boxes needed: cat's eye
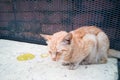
[62,49,67,52]
[56,52,60,54]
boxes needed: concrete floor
[0,39,118,80]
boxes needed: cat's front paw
[62,62,70,66]
[68,63,79,70]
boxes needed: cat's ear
[62,33,72,45]
[40,34,52,41]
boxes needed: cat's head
[40,31,73,61]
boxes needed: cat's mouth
[51,56,61,61]
[50,54,57,61]
[52,57,61,61]
[51,55,65,62]
[52,58,56,61]
[50,52,65,62]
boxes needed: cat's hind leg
[97,32,109,64]
[81,34,98,64]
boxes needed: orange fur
[40,26,120,70]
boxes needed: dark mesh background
[0,0,120,50]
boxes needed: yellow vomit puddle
[17,53,49,61]
[17,53,35,61]
[40,53,49,58]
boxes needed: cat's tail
[108,49,120,59]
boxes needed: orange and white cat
[40,26,120,70]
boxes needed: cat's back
[72,26,103,38]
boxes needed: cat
[40,26,120,70]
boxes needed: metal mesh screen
[0,0,120,50]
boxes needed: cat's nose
[52,58,56,61]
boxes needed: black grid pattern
[0,0,120,49]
